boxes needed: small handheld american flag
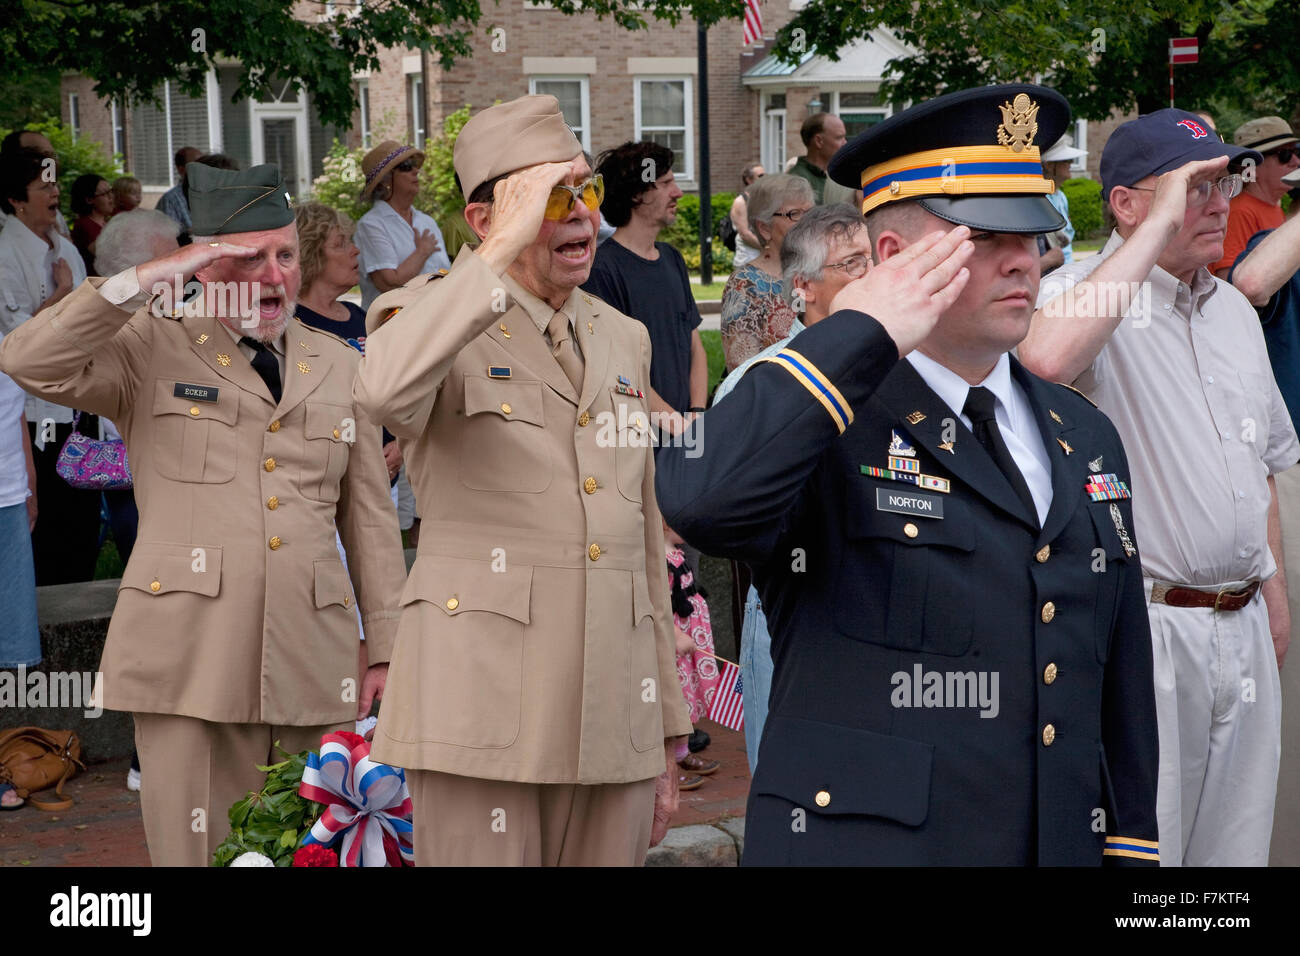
[708,658,745,731]
[743,0,763,46]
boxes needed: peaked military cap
[827,84,1071,233]
[188,162,294,236]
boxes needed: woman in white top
[353,141,452,310]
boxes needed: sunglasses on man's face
[1267,147,1299,164]
[543,175,605,221]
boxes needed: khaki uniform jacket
[0,279,405,725]
[356,247,692,785]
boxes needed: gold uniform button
[578,411,591,427]
[584,476,597,494]
[343,596,351,608]
[268,420,281,433]
[1041,601,1056,623]
[814,790,831,808]
[267,496,279,510]
[589,543,601,561]
[445,597,459,611]
[1042,724,1056,746]
[332,427,341,439]
[264,457,276,472]
[188,406,200,417]
[1036,545,1051,563]
[149,580,161,593]
[268,536,282,551]
[903,522,919,538]
[1044,662,1058,685]
[501,402,512,415]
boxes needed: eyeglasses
[823,253,871,279]
[543,175,604,221]
[1127,173,1243,207]
[1267,147,1299,164]
[772,207,808,223]
[93,188,113,198]
[394,160,421,173]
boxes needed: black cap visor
[916,194,1066,235]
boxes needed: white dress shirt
[354,200,452,310]
[907,350,1054,525]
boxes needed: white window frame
[761,92,787,174]
[528,76,590,152]
[823,90,891,134]
[68,93,81,142]
[110,99,126,158]
[408,74,425,148]
[1071,119,1088,174]
[358,79,372,148]
[633,75,694,183]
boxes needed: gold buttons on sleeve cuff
[1036,545,1051,563]
[1044,662,1058,685]
[264,457,276,472]
[903,522,919,538]
[588,543,601,561]
[445,597,459,610]
[1042,724,1056,746]
[814,790,831,807]
[578,411,591,427]
[1041,601,1056,623]
[267,496,279,510]
[188,406,200,417]
[268,536,282,551]
[149,580,161,592]
[268,419,281,432]
[583,476,597,494]
[501,402,512,415]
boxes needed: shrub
[0,116,123,223]
[417,105,472,227]
[678,237,734,274]
[1061,177,1102,240]
[662,192,736,273]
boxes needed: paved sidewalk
[0,719,750,867]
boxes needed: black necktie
[241,337,282,404]
[963,386,1037,520]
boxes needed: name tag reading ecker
[173,383,220,403]
[876,487,944,519]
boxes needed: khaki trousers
[134,713,345,867]
[407,769,656,866]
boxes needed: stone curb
[644,817,744,867]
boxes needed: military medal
[488,366,512,379]
[1109,503,1137,556]
[862,430,950,493]
[1086,473,1131,502]
[615,374,644,398]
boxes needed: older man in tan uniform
[0,164,405,866]
[356,95,691,866]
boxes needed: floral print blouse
[720,262,798,372]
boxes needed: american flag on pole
[708,658,745,731]
[743,0,763,46]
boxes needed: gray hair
[94,209,182,275]
[746,173,814,247]
[780,205,868,306]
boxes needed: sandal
[678,752,721,775]
[678,774,705,792]
[0,783,24,811]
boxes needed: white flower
[230,851,275,867]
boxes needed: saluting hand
[1145,155,1231,239]
[830,225,974,357]
[475,160,577,276]
[134,239,257,295]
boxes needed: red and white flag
[708,658,745,731]
[1169,37,1199,64]
[743,0,763,46]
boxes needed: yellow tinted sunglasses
[544,175,604,220]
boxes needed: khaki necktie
[546,309,584,392]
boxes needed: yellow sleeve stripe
[757,348,853,434]
[1104,847,1161,862]
[1105,835,1159,849]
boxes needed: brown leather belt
[1149,580,1261,612]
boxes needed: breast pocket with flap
[458,375,551,493]
[151,378,239,483]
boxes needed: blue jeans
[739,584,773,774]
[0,502,40,667]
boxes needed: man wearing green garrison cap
[0,163,407,866]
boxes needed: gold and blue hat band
[859,145,1055,215]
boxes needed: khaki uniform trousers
[134,713,345,867]
[407,769,656,866]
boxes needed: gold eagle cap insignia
[997,93,1040,152]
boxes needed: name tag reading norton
[174,383,220,403]
[875,487,944,519]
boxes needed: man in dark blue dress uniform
[655,85,1160,865]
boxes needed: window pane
[639,80,685,128]
[767,93,786,110]
[645,130,686,173]
[841,112,886,140]
[839,91,880,109]
[533,79,582,130]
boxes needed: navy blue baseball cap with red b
[1099,109,1263,202]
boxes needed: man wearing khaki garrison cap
[0,163,406,866]
[355,94,692,866]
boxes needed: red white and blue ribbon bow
[298,731,414,866]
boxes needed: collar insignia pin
[297,361,310,374]
[1088,455,1103,472]
[1057,437,1073,455]
[1049,409,1063,424]
[938,440,955,454]
[195,333,208,345]
[906,410,926,425]
[216,353,231,367]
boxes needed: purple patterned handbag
[55,412,133,490]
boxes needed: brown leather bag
[0,727,85,811]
